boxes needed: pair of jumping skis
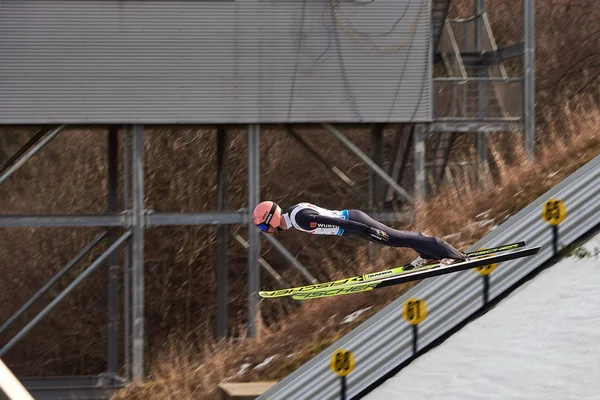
[258,241,540,300]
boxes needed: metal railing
[258,152,600,400]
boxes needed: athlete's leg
[345,209,464,260]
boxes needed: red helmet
[252,201,282,232]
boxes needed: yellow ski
[259,241,526,299]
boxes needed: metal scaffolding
[418,0,536,198]
[0,122,418,393]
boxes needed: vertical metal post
[477,131,488,175]
[131,125,145,382]
[123,126,132,381]
[476,0,488,175]
[216,127,229,339]
[414,124,427,201]
[523,0,536,159]
[107,126,119,377]
[385,125,413,203]
[369,125,384,210]
[475,0,486,50]
[247,124,260,338]
[369,124,383,265]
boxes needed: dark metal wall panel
[0,0,432,124]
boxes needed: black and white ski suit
[282,202,464,260]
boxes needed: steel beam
[0,125,65,186]
[0,127,51,175]
[433,132,455,186]
[385,125,413,203]
[435,44,525,66]
[477,132,489,172]
[414,124,427,200]
[122,126,132,382]
[247,124,260,338]
[495,43,524,61]
[322,123,413,205]
[523,0,535,159]
[262,234,317,284]
[285,126,368,204]
[216,127,229,339]
[430,121,522,132]
[369,124,384,209]
[434,77,523,82]
[476,1,488,179]
[0,214,127,227]
[131,125,145,382]
[233,233,289,290]
[0,232,107,337]
[0,231,132,358]
[107,126,119,376]
[146,212,245,226]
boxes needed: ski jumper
[282,202,464,260]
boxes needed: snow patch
[475,210,492,219]
[341,307,373,324]
[235,363,252,377]
[475,219,495,228]
[364,231,600,400]
[254,355,278,371]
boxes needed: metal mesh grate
[434,79,523,120]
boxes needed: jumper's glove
[365,227,390,242]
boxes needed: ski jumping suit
[282,202,464,260]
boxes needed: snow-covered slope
[365,232,600,400]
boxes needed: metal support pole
[369,125,384,210]
[0,232,107,336]
[216,127,229,339]
[414,124,427,200]
[285,126,368,204]
[247,124,260,337]
[0,127,50,175]
[0,214,126,227]
[476,0,486,49]
[262,234,318,284]
[432,132,454,186]
[233,233,290,290]
[107,126,119,376]
[131,125,145,382]
[0,231,132,358]
[476,0,488,177]
[385,125,413,203]
[523,0,536,159]
[0,125,65,186]
[477,132,488,177]
[322,123,413,204]
[146,212,245,226]
[123,126,132,382]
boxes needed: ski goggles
[254,202,278,232]
[256,222,270,232]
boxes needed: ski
[259,241,526,299]
[290,246,540,300]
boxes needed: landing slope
[365,233,600,400]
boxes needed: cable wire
[328,0,428,54]
[287,0,308,121]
